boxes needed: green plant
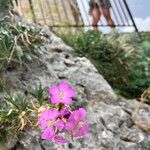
[0,0,13,10]
[57,30,149,98]
[125,35,150,97]
[29,84,49,105]
[0,92,31,144]
[0,85,50,145]
[0,20,44,72]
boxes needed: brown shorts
[89,0,111,10]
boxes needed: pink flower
[65,108,89,138]
[52,135,68,144]
[41,127,55,140]
[55,119,65,131]
[38,109,67,143]
[48,82,75,105]
[41,128,68,144]
[38,109,59,130]
[38,109,65,136]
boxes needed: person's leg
[100,8,115,28]
[91,7,101,29]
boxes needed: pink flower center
[58,91,65,99]
[78,121,84,128]
[47,120,54,127]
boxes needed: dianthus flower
[38,109,59,130]
[52,135,68,144]
[65,108,89,138]
[48,82,75,105]
[38,109,65,142]
[42,130,68,144]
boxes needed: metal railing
[13,0,138,32]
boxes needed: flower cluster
[38,82,89,144]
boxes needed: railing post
[123,0,139,32]
[28,0,36,23]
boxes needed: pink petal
[60,108,70,116]
[74,122,89,138]
[65,120,76,131]
[40,110,50,120]
[58,82,70,91]
[70,110,80,122]
[48,109,59,119]
[51,95,60,104]
[65,111,80,128]
[38,118,47,129]
[55,119,65,131]
[48,85,59,95]
[62,97,72,105]
[41,127,55,140]
[66,88,75,97]
[53,135,68,144]
[78,108,87,120]
[42,109,59,120]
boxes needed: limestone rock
[5,26,116,105]
[11,100,150,150]
[61,100,150,150]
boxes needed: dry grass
[132,88,150,131]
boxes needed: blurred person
[89,0,115,29]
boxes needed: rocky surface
[6,99,150,150]
[77,99,150,150]
[3,26,150,150]
[4,26,116,105]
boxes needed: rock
[13,128,57,150]
[61,100,150,150]
[5,26,116,105]
[119,99,150,125]
[14,100,150,150]
[5,136,18,150]
[16,129,42,150]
